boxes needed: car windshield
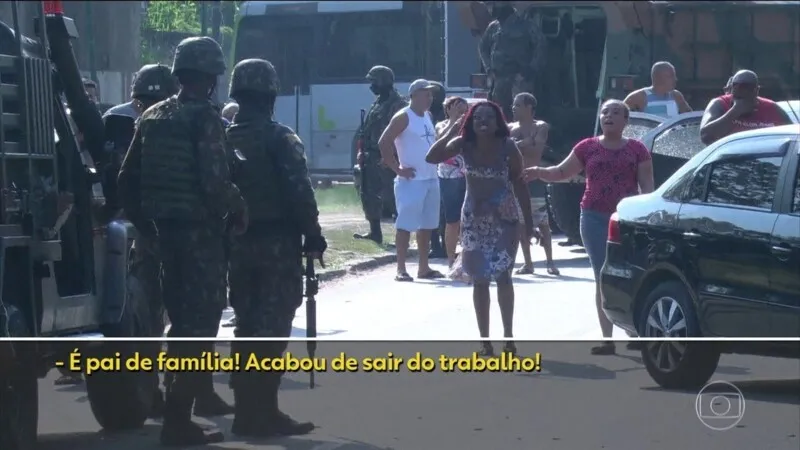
[652,122,704,159]
[623,117,661,140]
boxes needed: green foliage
[144,1,202,34]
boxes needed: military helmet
[132,64,178,99]
[366,65,395,86]
[171,36,226,76]
[229,58,279,98]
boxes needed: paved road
[218,237,627,339]
[39,342,800,450]
[37,238,800,449]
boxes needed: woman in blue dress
[427,101,535,355]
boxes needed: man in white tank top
[378,79,444,282]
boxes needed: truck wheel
[637,281,720,390]
[548,182,584,245]
[0,305,39,450]
[85,245,154,431]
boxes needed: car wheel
[85,244,155,430]
[637,280,720,390]
[0,305,39,450]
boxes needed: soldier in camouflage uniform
[118,36,248,446]
[225,58,324,437]
[353,65,407,244]
[479,1,546,120]
[107,63,178,416]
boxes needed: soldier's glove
[303,235,327,268]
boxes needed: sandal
[418,270,444,279]
[514,264,533,275]
[478,343,494,356]
[546,264,560,276]
[590,342,616,355]
[395,272,414,282]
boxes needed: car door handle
[683,230,701,247]
[771,245,792,260]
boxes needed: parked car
[601,123,800,389]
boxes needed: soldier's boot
[193,370,233,417]
[194,390,234,417]
[262,375,315,437]
[160,384,224,446]
[353,219,383,244]
[231,371,258,436]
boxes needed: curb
[318,249,419,282]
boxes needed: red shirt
[574,137,651,214]
[718,94,788,133]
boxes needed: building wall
[0,1,143,105]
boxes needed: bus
[232,1,477,172]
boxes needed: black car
[601,124,800,389]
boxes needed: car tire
[637,281,720,390]
[0,305,39,450]
[85,245,154,431]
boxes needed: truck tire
[85,245,154,431]
[0,305,39,450]
[548,182,584,245]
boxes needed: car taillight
[608,212,621,243]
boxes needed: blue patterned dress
[459,140,520,282]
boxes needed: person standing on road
[427,101,535,355]
[522,100,654,355]
[379,79,444,282]
[428,81,448,259]
[436,96,469,270]
[118,36,248,446]
[225,58,323,438]
[354,65,408,244]
[700,69,792,146]
[109,63,179,414]
[509,93,559,276]
[623,61,691,118]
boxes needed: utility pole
[211,1,224,103]
[200,1,208,36]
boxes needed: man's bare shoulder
[508,121,521,134]
[534,120,549,129]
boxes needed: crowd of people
[352,60,794,357]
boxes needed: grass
[321,222,397,272]
[315,184,362,214]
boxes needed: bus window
[317,11,424,82]
[234,16,314,96]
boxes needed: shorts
[394,177,440,232]
[517,196,549,226]
[439,177,466,224]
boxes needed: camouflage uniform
[118,36,246,446]
[225,58,323,437]
[479,2,546,120]
[354,66,407,242]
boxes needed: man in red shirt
[700,69,793,145]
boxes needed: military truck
[0,2,154,449]
[460,1,800,244]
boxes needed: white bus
[232,1,477,172]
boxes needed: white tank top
[394,107,438,180]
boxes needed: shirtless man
[509,93,559,275]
